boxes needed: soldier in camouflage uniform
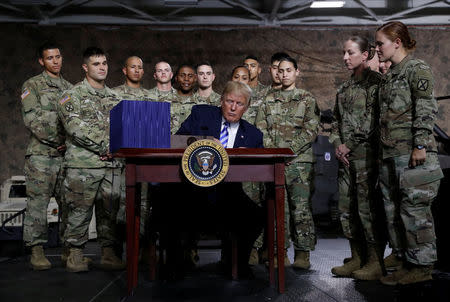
[248,52,290,265]
[231,65,250,85]
[57,47,125,272]
[329,36,385,280]
[171,64,197,133]
[192,62,220,106]
[375,21,443,285]
[113,56,155,101]
[148,61,178,103]
[243,55,267,124]
[21,42,72,270]
[256,57,320,270]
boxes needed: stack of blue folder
[110,100,171,153]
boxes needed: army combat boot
[100,246,126,270]
[66,247,88,273]
[383,252,403,271]
[331,240,361,277]
[248,248,259,266]
[61,245,92,266]
[293,250,311,270]
[380,264,408,286]
[352,244,383,280]
[398,264,433,285]
[30,245,51,270]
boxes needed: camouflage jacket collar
[81,78,114,98]
[274,87,300,102]
[119,83,145,92]
[41,71,67,88]
[156,86,176,97]
[389,54,412,76]
[351,67,371,84]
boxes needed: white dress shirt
[221,117,240,148]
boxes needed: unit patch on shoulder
[59,95,71,105]
[21,89,30,100]
[417,79,429,91]
[65,103,74,112]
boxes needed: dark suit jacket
[176,105,263,148]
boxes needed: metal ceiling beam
[269,0,281,21]
[49,0,93,17]
[111,0,159,21]
[219,0,266,20]
[383,0,442,21]
[165,0,206,18]
[278,1,312,20]
[354,0,381,23]
[0,2,24,13]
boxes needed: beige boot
[384,252,403,271]
[30,245,51,271]
[267,249,290,269]
[293,250,311,270]
[248,248,259,266]
[380,264,408,286]
[352,244,383,280]
[398,265,433,285]
[100,247,126,270]
[331,240,361,277]
[62,246,92,266]
[66,247,88,273]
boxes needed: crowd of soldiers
[20,20,442,286]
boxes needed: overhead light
[310,1,345,8]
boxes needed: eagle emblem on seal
[195,150,217,175]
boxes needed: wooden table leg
[267,184,275,288]
[275,163,285,293]
[126,164,140,295]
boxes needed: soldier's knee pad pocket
[399,167,443,189]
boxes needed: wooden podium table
[115,148,295,295]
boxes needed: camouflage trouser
[63,167,121,248]
[338,158,382,244]
[285,162,315,251]
[242,182,265,249]
[23,155,66,247]
[380,153,443,265]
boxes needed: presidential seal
[181,139,229,187]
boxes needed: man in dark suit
[169,81,264,278]
[176,81,263,148]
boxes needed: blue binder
[110,100,171,153]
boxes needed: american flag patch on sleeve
[21,89,30,100]
[59,95,71,105]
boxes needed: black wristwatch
[416,145,426,150]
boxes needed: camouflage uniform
[170,93,196,134]
[21,71,72,247]
[329,68,382,244]
[256,87,320,251]
[112,84,156,102]
[57,79,122,248]
[192,90,221,106]
[379,56,443,265]
[147,86,177,103]
[243,81,267,124]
